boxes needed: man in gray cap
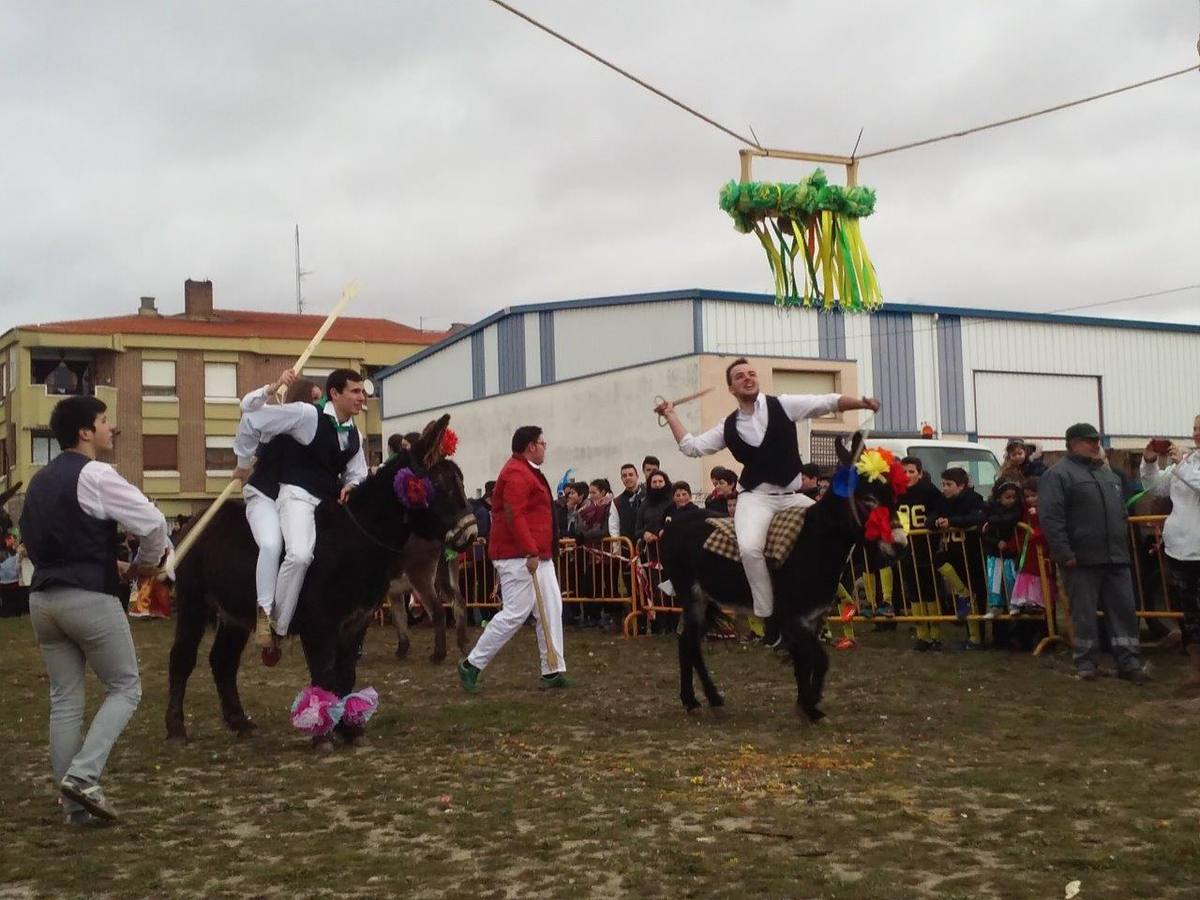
[1038,423,1147,682]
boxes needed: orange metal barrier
[623,538,684,637]
[558,536,639,627]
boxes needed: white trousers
[244,486,283,615]
[734,489,815,617]
[468,558,566,676]
[274,484,321,636]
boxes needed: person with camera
[1140,421,1200,693]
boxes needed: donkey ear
[420,414,451,469]
[834,435,851,467]
[849,431,865,464]
[0,481,22,507]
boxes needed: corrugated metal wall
[497,314,526,393]
[870,312,918,432]
[381,337,474,419]
[937,315,967,432]
[701,300,821,357]
[553,301,692,381]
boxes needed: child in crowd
[1010,477,1051,615]
[934,467,986,649]
[896,456,944,649]
[981,480,1022,618]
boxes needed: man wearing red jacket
[459,425,568,691]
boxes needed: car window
[907,447,1000,491]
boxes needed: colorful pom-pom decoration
[863,505,895,544]
[719,168,882,311]
[340,687,379,728]
[394,467,435,509]
[439,427,459,458]
[290,685,344,737]
[831,464,859,499]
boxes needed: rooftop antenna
[294,224,312,313]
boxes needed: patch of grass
[1,616,1198,899]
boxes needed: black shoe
[761,615,782,648]
[913,639,932,652]
[1074,668,1098,682]
[1118,667,1150,685]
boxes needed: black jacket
[982,500,1022,557]
[940,488,986,529]
[1037,454,1130,566]
[635,487,674,539]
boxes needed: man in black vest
[656,358,879,644]
[232,368,367,650]
[606,462,644,544]
[21,395,171,824]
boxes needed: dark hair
[404,432,421,449]
[483,480,496,496]
[325,368,362,397]
[387,433,405,454]
[711,466,738,487]
[940,467,969,487]
[50,395,107,450]
[287,378,321,404]
[725,357,750,385]
[563,482,584,498]
[642,455,660,469]
[590,478,612,494]
[647,469,671,490]
[901,455,924,472]
[673,481,692,495]
[1021,476,1040,493]
[620,463,637,474]
[800,463,820,479]
[992,480,1020,500]
[511,425,543,454]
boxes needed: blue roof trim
[374,288,1200,382]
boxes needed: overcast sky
[1,1,1197,332]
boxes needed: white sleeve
[1139,458,1171,497]
[608,501,620,537]
[779,393,842,421]
[233,402,317,468]
[78,462,171,566]
[341,431,369,488]
[240,384,272,413]
[677,421,727,458]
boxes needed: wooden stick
[276,280,359,401]
[529,567,561,671]
[163,281,359,576]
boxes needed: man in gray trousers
[20,395,170,824]
[1038,422,1148,682]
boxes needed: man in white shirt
[656,358,879,645]
[232,369,367,649]
[21,395,171,824]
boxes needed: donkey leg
[677,591,707,713]
[298,626,340,752]
[332,620,370,745]
[691,602,725,709]
[790,628,826,723]
[389,580,411,660]
[209,618,255,737]
[441,556,470,654]
[166,595,207,742]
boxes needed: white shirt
[677,392,841,493]
[240,384,274,413]
[1140,450,1200,561]
[76,458,171,568]
[233,400,367,488]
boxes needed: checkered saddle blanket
[702,507,808,568]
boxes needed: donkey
[659,433,905,722]
[388,539,467,663]
[165,415,477,747]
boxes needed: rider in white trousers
[657,358,879,643]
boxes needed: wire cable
[484,0,762,150]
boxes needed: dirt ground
[2,615,1199,900]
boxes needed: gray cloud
[1,0,1196,330]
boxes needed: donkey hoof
[395,642,410,660]
[166,732,189,746]
[349,734,371,749]
[429,651,447,665]
[684,705,704,717]
[312,738,336,755]
[797,706,826,724]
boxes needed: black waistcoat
[723,395,803,491]
[278,410,360,501]
[20,452,121,598]
[247,434,296,501]
[614,488,643,540]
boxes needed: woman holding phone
[1141,417,1200,692]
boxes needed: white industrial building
[377,289,1200,494]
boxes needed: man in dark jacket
[459,426,568,691]
[607,464,644,544]
[1038,422,1146,682]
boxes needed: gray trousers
[1062,565,1141,674]
[29,586,141,812]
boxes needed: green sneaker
[539,672,571,689]
[457,659,480,693]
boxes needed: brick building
[0,279,447,518]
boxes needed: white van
[866,438,1001,491]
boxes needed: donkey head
[397,415,477,551]
[0,481,23,537]
[830,433,907,562]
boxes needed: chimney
[184,279,214,319]
[138,296,159,317]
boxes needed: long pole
[295,225,303,314]
[166,281,359,575]
[529,569,561,670]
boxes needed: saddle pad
[703,507,808,568]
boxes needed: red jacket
[488,455,555,560]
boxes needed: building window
[32,431,62,466]
[204,363,238,402]
[204,436,236,474]
[1,436,9,476]
[31,354,94,396]
[143,434,178,471]
[142,360,177,400]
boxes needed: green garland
[718,168,883,312]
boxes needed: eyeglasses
[534,440,547,447]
